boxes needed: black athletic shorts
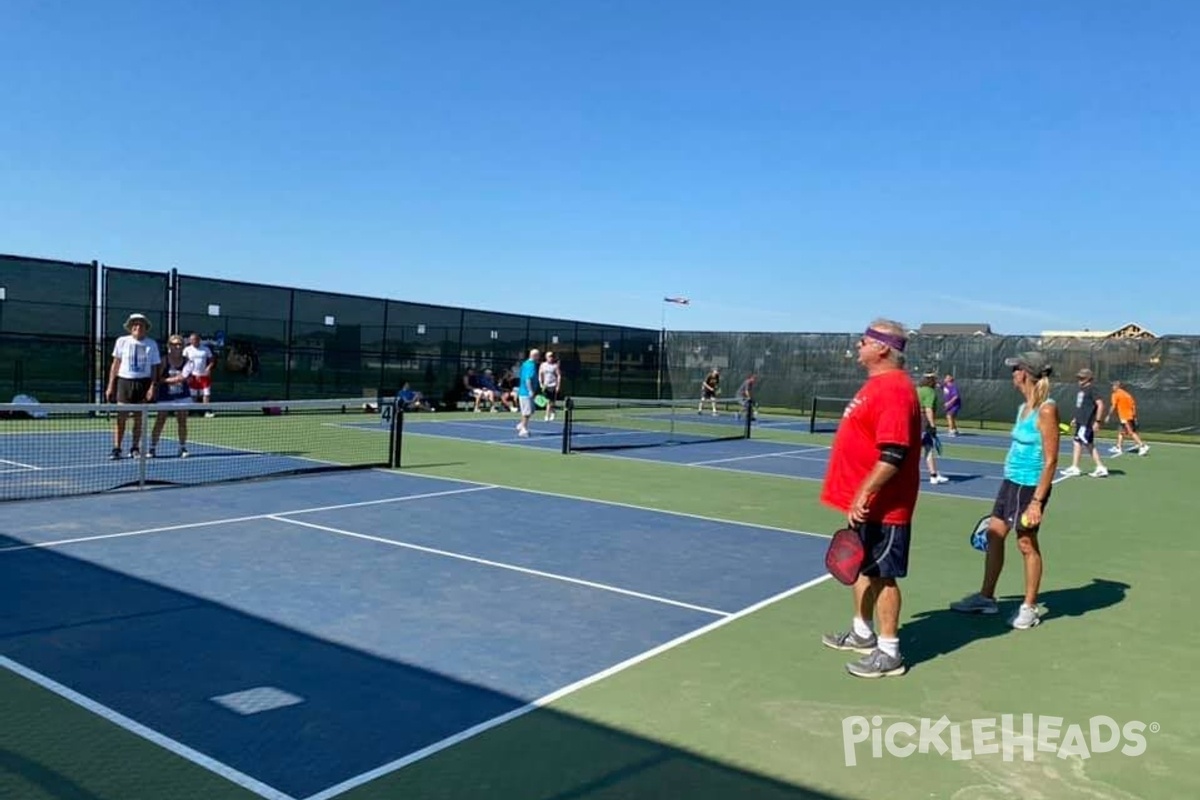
[858,522,911,579]
[991,479,1052,533]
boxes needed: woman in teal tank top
[950,352,1060,630]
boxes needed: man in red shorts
[820,318,922,678]
[184,332,215,416]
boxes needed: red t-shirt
[820,369,922,524]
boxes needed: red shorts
[188,375,213,394]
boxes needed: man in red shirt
[820,318,922,678]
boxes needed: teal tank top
[1005,400,1053,486]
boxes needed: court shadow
[0,747,104,800]
[903,578,1131,670]
[0,531,846,800]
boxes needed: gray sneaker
[950,592,1000,615]
[821,630,878,654]
[846,648,907,678]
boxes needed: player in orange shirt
[1105,381,1149,456]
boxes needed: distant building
[1040,322,1158,340]
[916,323,993,336]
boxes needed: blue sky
[2,1,1196,335]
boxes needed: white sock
[852,616,874,639]
[877,636,900,658]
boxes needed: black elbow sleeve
[879,444,908,467]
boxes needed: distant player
[538,351,562,421]
[917,373,950,484]
[736,373,757,421]
[184,332,215,417]
[516,349,541,438]
[1105,380,1149,456]
[1061,368,1108,478]
[698,368,720,415]
[941,374,961,436]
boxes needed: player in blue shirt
[516,349,541,437]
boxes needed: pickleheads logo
[842,715,1157,766]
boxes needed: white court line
[303,572,833,800]
[374,467,834,540]
[0,655,298,800]
[687,447,827,466]
[0,457,41,471]
[267,515,731,617]
[0,485,499,554]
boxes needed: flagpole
[658,300,666,400]
[658,296,689,400]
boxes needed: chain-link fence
[6,252,1195,431]
[102,268,663,405]
[663,331,1200,434]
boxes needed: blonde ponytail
[1032,375,1051,408]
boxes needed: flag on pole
[663,296,690,305]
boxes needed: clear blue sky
[2,1,1196,335]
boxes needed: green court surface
[3,413,1197,800]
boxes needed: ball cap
[123,313,152,332]
[1004,351,1052,377]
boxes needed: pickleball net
[809,395,852,434]
[561,396,753,452]
[0,397,400,502]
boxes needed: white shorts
[519,395,533,416]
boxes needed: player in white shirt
[105,313,162,459]
[184,332,215,416]
[538,351,562,421]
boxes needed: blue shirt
[518,359,537,397]
[1005,400,1053,486]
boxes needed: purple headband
[863,328,907,352]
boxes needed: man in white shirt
[184,332,215,416]
[538,351,562,421]
[105,313,162,459]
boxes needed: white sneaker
[1107,446,1121,455]
[517,428,530,438]
[929,474,950,484]
[1089,466,1109,478]
[1137,445,1150,456]
[1061,466,1082,477]
[1010,603,1042,630]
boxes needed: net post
[137,406,149,487]
[389,400,403,468]
[743,399,754,439]
[561,397,574,454]
[809,395,819,435]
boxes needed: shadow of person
[903,578,1131,671]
